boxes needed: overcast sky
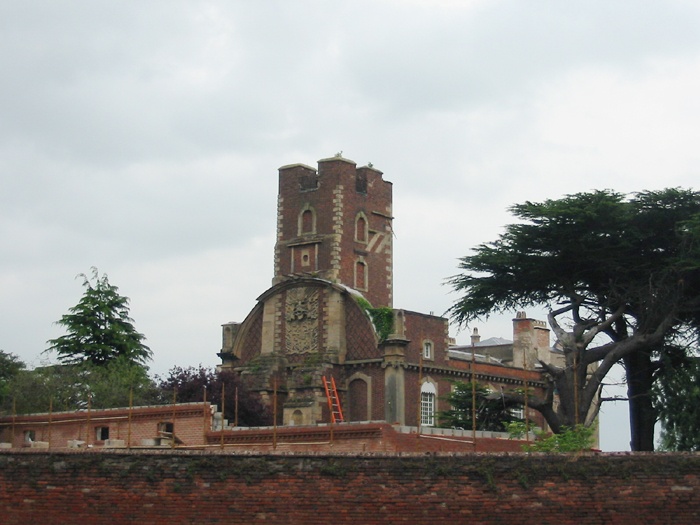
[2,1,699,451]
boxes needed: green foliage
[46,268,151,367]
[355,297,372,310]
[1,359,160,415]
[654,350,700,451]
[355,297,394,342]
[3,365,84,414]
[438,380,523,432]
[0,351,25,410]
[508,422,595,453]
[448,189,700,326]
[368,307,394,342]
[83,357,161,409]
[448,190,630,322]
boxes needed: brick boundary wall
[1,451,698,524]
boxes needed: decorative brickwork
[284,287,320,354]
[344,298,380,361]
[238,307,263,362]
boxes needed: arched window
[348,377,370,422]
[355,259,367,290]
[422,340,433,361]
[298,206,316,235]
[355,213,368,243]
[420,381,437,427]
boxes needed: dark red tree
[158,365,271,427]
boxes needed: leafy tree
[439,380,523,432]
[46,268,151,366]
[82,357,161,409]
[3,365,85,414]
[654,348,700,451]
[621,190,700,450]
[0,351,25,412]
[158,365,271,427]
[448,189,700,449]
[508,422,595,452]
[1,359,160,415]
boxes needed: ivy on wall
[356,297,394,342]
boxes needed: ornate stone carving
[285,288,319,354]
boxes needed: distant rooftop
[447,349,505,365]
[449,337,512,351]
[476,337,512,346]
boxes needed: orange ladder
[322,376,344,423]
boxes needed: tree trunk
[624,350,656,451]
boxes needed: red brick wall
[340,366,385,422]
[0,404,211,449]
[1,450,698,524]
[203,423,528,454]
[403,310,450,364]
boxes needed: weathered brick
[1,451,698,524]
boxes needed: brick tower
[220,154,556,435]
[273,155,393,308]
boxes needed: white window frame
[422,340,433,360]
[420,382,437,427]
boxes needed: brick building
[218,155,561,432]
[0,403,214,450]
[0,406,533,453]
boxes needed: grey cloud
[341,1,700,114]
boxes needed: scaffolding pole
[272,377,278,450]
[220,382,225,450]
[127,388,133,450]
[471,346,477,451]
[417,353,423,437]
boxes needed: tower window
[299,174,319,191]
[298,207,316,235]
[423,341,433,360]
[356,172,367,193]
[302,210,313,233]
[355,260,367,290]
[355,214,368,243]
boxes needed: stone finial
[471,327,481,346]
